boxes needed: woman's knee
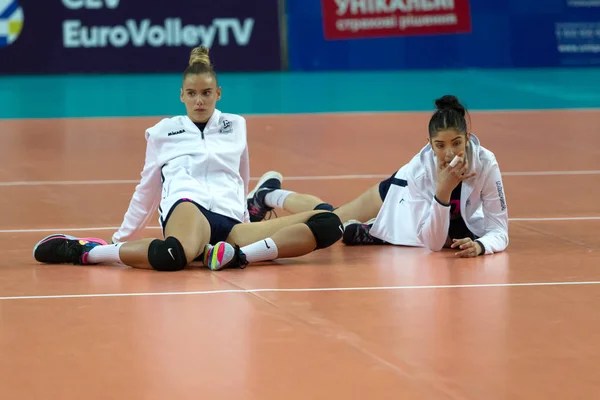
[156,202,211,270]
[147,236,191,271]
[147,234,207,271]
[305,211,343,249]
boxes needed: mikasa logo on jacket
[167,129,185,136]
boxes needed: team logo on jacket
[219,118,233,134]
[168,129,185,136]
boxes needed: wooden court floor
[1,110,600,399]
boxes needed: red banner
[321,0,472,40]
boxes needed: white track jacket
[112,109,250,243]
[369,134,509,255]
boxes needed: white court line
[1,170,600,187]
[2,280,600,301]
[0,175,388,186]
[0,179,141,187]
[0,216,599,234]
[0,226,148,233]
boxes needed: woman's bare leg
[33,201,211,271]
[119,201,210,269]
[246,171,382,225]
[201,210,344,270]
[333,184,383,224]
[246,171,334,222]
[228,210,331,258]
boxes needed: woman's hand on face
[436,155,477,203]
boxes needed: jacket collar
[183,108,222,133]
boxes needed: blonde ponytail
[183,45,217,82]
[189,46,211,68]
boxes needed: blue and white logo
[0,0,24,48]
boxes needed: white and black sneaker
[246,171,283,222]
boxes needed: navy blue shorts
[160,198,241,245]
[379,171,406,201]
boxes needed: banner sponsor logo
[0,0,281,73]
[321,0,472,40]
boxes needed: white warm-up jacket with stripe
[111,109,250,244]
[369,134,509,255]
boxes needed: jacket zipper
[202,126,213,211]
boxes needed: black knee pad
[305,212,343,249]
[313,202,335,212]
[148,236,188,271]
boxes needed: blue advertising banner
[286,0,600,71]
[554,0,600,66]
[0,0,282,74]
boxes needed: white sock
[264,189,294,209]
[86,243,124,264]
[240,238,278,263]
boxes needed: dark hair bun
[435,95,466,117]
